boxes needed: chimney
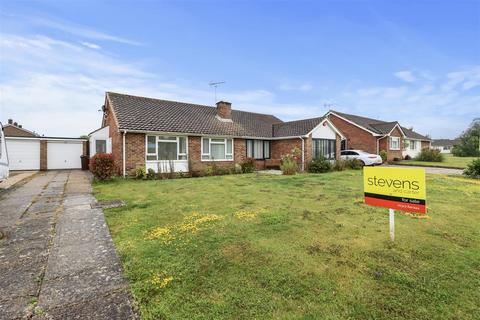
[13,122,18,127]
[8,119,13,125]
[216,101,232,120]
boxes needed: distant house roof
[432,139,459,147]
[106,92,328,138]
[329,110,430,141]
[3,124,39,137]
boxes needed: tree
[451,122,480,157]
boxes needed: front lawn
[396,153,477,169]
[94,172,480,320]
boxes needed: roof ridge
[106,91,280,120]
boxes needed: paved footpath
[384,164,464,175]
[0,170,137,319]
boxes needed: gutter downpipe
[122,130,127,178]
[299,136,305,171]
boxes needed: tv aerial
[209,81,226,103]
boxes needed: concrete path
[0,171,38,190]
[0,170,137,319]
[384,164,464,175]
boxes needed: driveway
[0,170,137,319]
[384,164,464,175]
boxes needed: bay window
[246,140,270,159]
[202,137,233,161]
[146,135,187,161]
[389,137,400,150]
[313,139,336,160]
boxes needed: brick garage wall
[104,100,123,174]
[40,140,47,171]
[328,114,377,154]
[125,133,146,175]
[421,141,431,149]
[188,136,245,173]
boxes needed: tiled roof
[106,92,320,138]
[273,117,325,137]
[330,110,430,141]
[432,139,459,146]
[401,127,431,141]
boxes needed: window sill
[201,159,234,162]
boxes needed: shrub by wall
[90,153,116,180]
[415,148,444,162]
[307,157,332,173]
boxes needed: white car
[340,149,383,166]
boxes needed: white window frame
[201,137,234,161]
[95,139,107,154]
[409,140,417,150]
[145,135,188,161]
[389,136,401,150]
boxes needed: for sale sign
[363,167,426,214]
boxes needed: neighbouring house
[4,119,87,170]
[432,139,459,153]
[90,92,345,176]
[326,110,431,161]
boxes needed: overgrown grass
[398,153,477,169]
[94,171,480,320]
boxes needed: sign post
[363,167,426,241]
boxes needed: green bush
[280,158,297,175]
[452,123,480,157]
[463,158,480,179]
[415,148,444,162]
[234,163,243,174]
[89,153,115,181]
[241,158,256,173]
[379,150,387,162]
[332,160,346,171]
[308,157,332,173]
[345,158,363,170]
[135,167,146,179]
[146,168,156,180]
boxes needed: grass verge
[94,171,480,319]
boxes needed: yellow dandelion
[235,210,257,220]
[151,275,174,288]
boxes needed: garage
[47,140,84,170]
[6,138,41,170]
[5,137,87,171]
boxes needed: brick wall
[104,101,123,174]
[328,114,377,154]
[421,141,431,149]
[40,140,47,171]
[125,133,146,175]
[188,136,246,173]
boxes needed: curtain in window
[147,136,156,154]
[246,140,253,158]
[96,140,106,154]
[158,142,177,160]
[313,139,336,160]
[211,144,225,160]
[264,141,270,159]
[254,140,264,159]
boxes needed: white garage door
[6,139,41,170]
[47,141,83,169]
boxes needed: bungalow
[89,92,345,176]
[326,110,431,161]
[431,139,459,153]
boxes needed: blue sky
[1,0,479,138]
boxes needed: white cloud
[394,70,416,83]
[80,41,101,49]
[279,82,313,92]
[339,68,480,138]
[31,16,142,46]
